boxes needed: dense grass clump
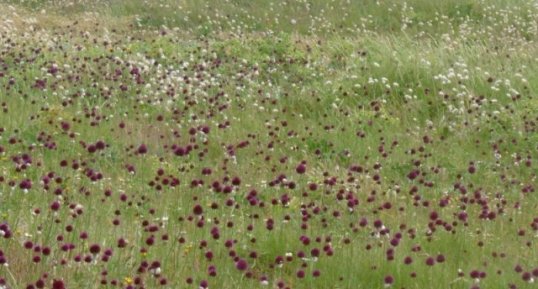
[0,1,537,289]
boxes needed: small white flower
[150,267,162,275]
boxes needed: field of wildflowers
[0,1,537,288]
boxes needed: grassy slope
[0,1,537,289]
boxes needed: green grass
[0,1,537,289]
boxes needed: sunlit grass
[0,1,537,289]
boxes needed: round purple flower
[235,259,248,271]
[384,275,394,285]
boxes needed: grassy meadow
[0,0,537,288]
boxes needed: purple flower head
[235,259,248,271]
